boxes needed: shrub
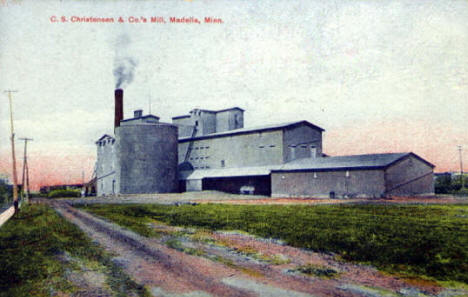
[434,175,453,194]
[47,189,80,198]
[454,188,468,196]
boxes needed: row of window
[288,144,316,149]
[258,145,276,148]
[194,166,211,169]
[98,139,115,147]
[282,171,351,180]
[194,146,210,150]
[189,156,210,161]
[313,171,350,178]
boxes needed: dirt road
[61,191,468,207]
[44,199,466,297]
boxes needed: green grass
[0,204,150,297]
[80,203,468,284]
[291,264,339,278]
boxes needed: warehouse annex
[94,89,435,198]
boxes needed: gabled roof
[179,120,325,142]
[215,107,245,113]
[95,134,114,143]
[273,152,435,172]
[179,152,434,180]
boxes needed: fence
[0,199,24,228]
[0,205,15,227]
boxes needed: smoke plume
[113,57,137,89]
[113,34,138,89]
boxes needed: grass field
[80,203,468,284]
[0,204,150,297]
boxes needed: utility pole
[19,137,33,202]
[4,90,19,212]
[458,145,464,189]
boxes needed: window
[195,120,199,126]
[259,145,265,148]
[205,146,210,149]
[289,146,296,160]
[310,146,317,158]
[269,145,276,148]
[221,160,225,167]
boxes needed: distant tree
[0,180,12,206]
[434,174,452,194]
[435,174,468,195]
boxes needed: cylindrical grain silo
[115,123,178,194]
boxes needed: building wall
[172,116,195,138]
[179,130,284,170]
[283,125,323,162]
[216,109,244,132]
[121,117,159,126]
[96,137,117,196]
[187,109,216,136]
[271,169,385,198]
[186,179,202,191]
[385,155,434,195]
[116,123,179,194]
[202,176,271,196]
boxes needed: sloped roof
[172,107,244,119]
[179,120,325,142]
[172,114,191,120]
[180,152,434,180]
[95,134,114,143]
[120,115,160,123]
[179,165,282,180]
[273,152,434,172]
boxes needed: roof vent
[134,109,143,118]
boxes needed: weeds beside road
[0,204,149,297]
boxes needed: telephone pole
[458,145,464,189]
[19,137,33,202]
[4,90,19,212]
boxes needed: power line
[19,137,33,202]
[458,145,464,189]
[4,90,19,212]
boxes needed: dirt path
[47,200,466,297]
[60,191,467,207]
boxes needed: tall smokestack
[115,89,123,130]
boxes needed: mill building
[94,89,435,197]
